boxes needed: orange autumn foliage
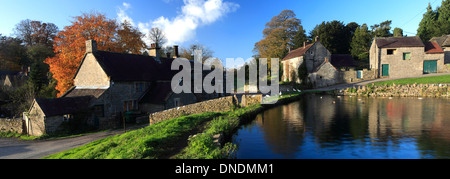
[45,12,146,96]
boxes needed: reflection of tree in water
[256,101,305,158]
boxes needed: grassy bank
[371,75,450,86]
[174,104,263,159]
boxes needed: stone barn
[24,96,93,136]
[370,36,445,78]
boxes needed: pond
[232,93,450,159]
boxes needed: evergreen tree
[309,20,355,54]
[393,28,404,37]
[350,24,372,61]
[371,20,392,37]
[436,0,450,35]
[291,26,307,49]
[417,3,438,42]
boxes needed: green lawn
[371,75,450,86]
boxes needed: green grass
[175,104,262,159]
[0,131,39,140]
[371,75,450,86]
[43,112,221,159]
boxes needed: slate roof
[35,96,93,117]
[139,82,173,104]
[90,51,180,81]
[375,36,425,48]
[330,54,357,68]
[282,43,314,61]
[430,35,450,47]
[0,71,20,76]
[425,41,445,54]
[61,87,107,98]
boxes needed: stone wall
[74,53,110,87]
[339,68,376,83]
[338,83,450,97]
[149,96,235,125]
[0,118,23,134]
[240,94,263,107]
[149,95,263,125]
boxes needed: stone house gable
[74,53,110,88]
[308,60,340,89]
[281,41,331,83]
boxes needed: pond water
[232,93,450,159]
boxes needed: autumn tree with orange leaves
[45,12,147,96]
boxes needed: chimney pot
[86,40,97,53]
[149,43,161,58]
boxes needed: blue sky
[0,0,441,61]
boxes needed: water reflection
[233,93,450,159]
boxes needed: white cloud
[117,2,134,26]
[117,0,239,46]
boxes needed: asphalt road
[0,124,146,159]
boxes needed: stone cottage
[307,58,340,88]
[430,34,450,64]
[25,96,93,136]
[369,36,445,78]
[281,39,332,83]
[25,40,198,136]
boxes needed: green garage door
[423,60,437,74]
[382,64,389,76]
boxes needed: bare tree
[148,27,167,46]
[14,19,58,47]
[179,43,214,62]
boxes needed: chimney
[324,57,329,63]
[149,43,161,58]
[303,41,306,48]
[173,45,179,58]
[86,40,97,53]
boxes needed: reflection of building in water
[368,98,425,140]
[367,97,450,143]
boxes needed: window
[387,49,396,55]
[403,52,411,60]
[63,114,71,122]
[135,82,145,92]
[123,100,136,112]
[93,105,104,117]
[174,98,181,107]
